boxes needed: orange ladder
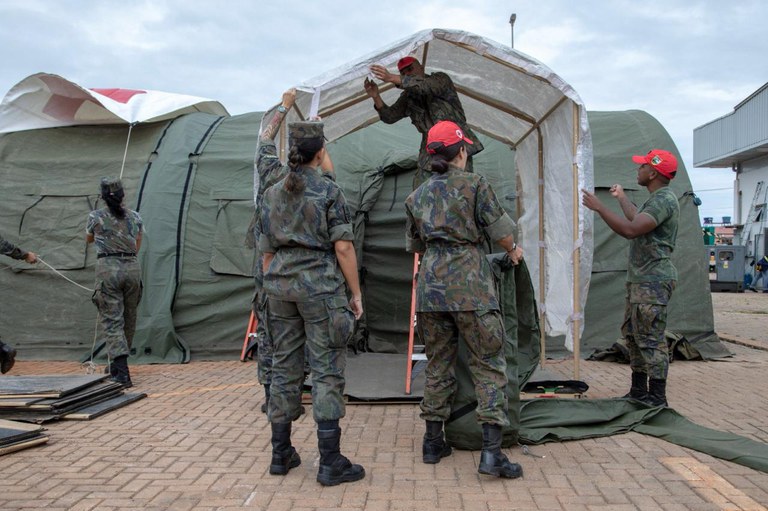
[240,311,258,362]
[405,253,425,394]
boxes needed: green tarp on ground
[446,258,540,450]
[519,399,768,474]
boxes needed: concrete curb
[717,333,768,352]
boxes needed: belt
[97,252,136,259]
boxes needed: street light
[509,13,517,48]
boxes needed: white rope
[119,123,135,179]
[36,256,94,293]
[19,257,104,374]
[81,315,101,375]
[521,445,545,458]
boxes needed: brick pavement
[1,293,768,510]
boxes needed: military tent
[0,107,726,365]
[0,29,727,369]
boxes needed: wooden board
[0,435,49,456]
[27,381,123,410]
[0,418,45,445]
[0,390,124,423]
[0,396,45,408]
[0,375,108,398]
[63,392,147,420]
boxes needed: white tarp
[260,28,594,351]
[0,72,228,133]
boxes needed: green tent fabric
[445,258,540,450]
[129,113,227,363]
[519,399,768,474]
[0,109,728,364]
[0,112,262,363]
[0,122,165,359]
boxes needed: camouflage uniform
[404,164,516,425]
[621,187,679,379]
[376,72,484,187]
[0,234,29,261]
[259,138,355,424]
[253,139,289,385]
[86,207,144,360]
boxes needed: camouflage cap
[288,121,324,142]
[100,177,124,194]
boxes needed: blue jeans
[753,269,768,291]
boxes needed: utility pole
[509,13,517,48]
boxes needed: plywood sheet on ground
[0,419,45,445]
[0,375,108,398]
[63,392,147,420]
[0,435,49,456]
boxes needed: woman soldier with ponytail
[404,121,524,479]
[86,178,143,388]
[259,121,365,486]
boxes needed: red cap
[631,149,678,179]
[426,121,473,154]
[397,56,417,72]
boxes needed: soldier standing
[86,178,143,388]
[363,57,484,187]
[0,235,37,373]
[251,88,296,413]
[259,121,365,486]
[404,120,523,479]
[582,149,680,407]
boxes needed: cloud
[516,18,597,63]
[405,2,509,43]
[675,81,760,105]
[75,2,182,52]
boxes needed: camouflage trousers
[266,295,355,424]
[417,310,509,426]
[253,291,273,385]
[254,289,311,386]
[92,258,142,360]
[621,281,676,380]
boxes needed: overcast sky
[2,0,765,221]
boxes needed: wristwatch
[277,105,287,114]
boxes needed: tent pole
[119,123,135,179]
[571,103,582,380]
[537,127,546,368]
[515,97,568,148]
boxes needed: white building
[694,82,768,264]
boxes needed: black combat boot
[423,420,452,464]
[110,355,132,388]
[269,422,301,475]
[0,341,17,374]
[622,371,648,401]
[316,420,365,486]
[478,423,523,479]
[646,378,668,407]
[261,384,270,414]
